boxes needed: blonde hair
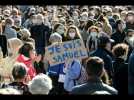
[20,28,31,39]
[8,38,23,57]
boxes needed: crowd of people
[0,5,134,95]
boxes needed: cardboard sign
[45,39,88,66]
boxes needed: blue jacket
[47,63,65,76]
[64,59,81,92]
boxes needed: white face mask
[36,19,43,25]
[90,32,97,38]
[32,19,37,24]
[73,16,78,19]
[89,16,94,19]
[57,29,64,35]
[69,32,76,39]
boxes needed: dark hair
[12,63,27,80]
[84,19,94,31]
[53,23,65,33]
[18,43,34,58]
[86,57,104,77]
[112,43,129,58]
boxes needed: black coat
[112,58,128,95]
[111,30,126,47]
[30,23,51,55]
[0,35,8,58]
[90,48,114,78]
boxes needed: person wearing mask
[30,14,51,56]
[63,25,87,93]
[111,19,126,47]
[90,35,114,80]
[86,26,99,53]
[81,19,94,46]
[124,29,134,62]
[112,43,128,95]
[71,57,117,95]
[3,18,17,39]
[53,23,66,41]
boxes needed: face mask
[90,32,97,38]
[108,15,112,19]
[32,19,37,24]
[89,16,94,19]
[36,19,43,25]
[69,32,76,39]
[73,16,78,19]
[57,29,64,34]
[128,16,134,21]
[122,24,126,30]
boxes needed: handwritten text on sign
[45,39,88,66]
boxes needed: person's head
[11,8,18,16]
[28,74,52,94]
[20,28,31,40]
[95,22,103,32]
[112,13,120,21]
[125,29,134,48]
[115,19,126,32]
[3,9,11,19]
[97,35,114,51]
[58,18,66,26]
[66,25,82,40]
[5,18,14,27]
[53,23,66,35]
[8,38,23,57]
[12,62,27,81]
[18,42,35,59]
[49,32,62,44]
[120,10,128,21]
[112,43,129,60]
[88,25,99,37]
[14,18,21,27]
[36,14,44,25]
[126,11,134,23]
[85,57,104,78]
[84,19,94,31]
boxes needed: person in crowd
[28,73,52,95]
[19,28,35,44]
[71,57,118,95]
[124,29,134,62]
[0,27,8,57]
[63,25,88,93]
[3,18,17,39]
[126,11,134,30]
[99,15,112,36]
[111,19,126,47]
[16,43,36,81]
[30,13,51,56]
[90,35,114,80]
[53,23,66,41]
[86,26,99,53]
[23,14,36,30]
[81,19,94,45]
[47,32,66,95]
[112,43,128,95]
[2,62,31,95]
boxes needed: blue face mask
[108,16,113,19]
